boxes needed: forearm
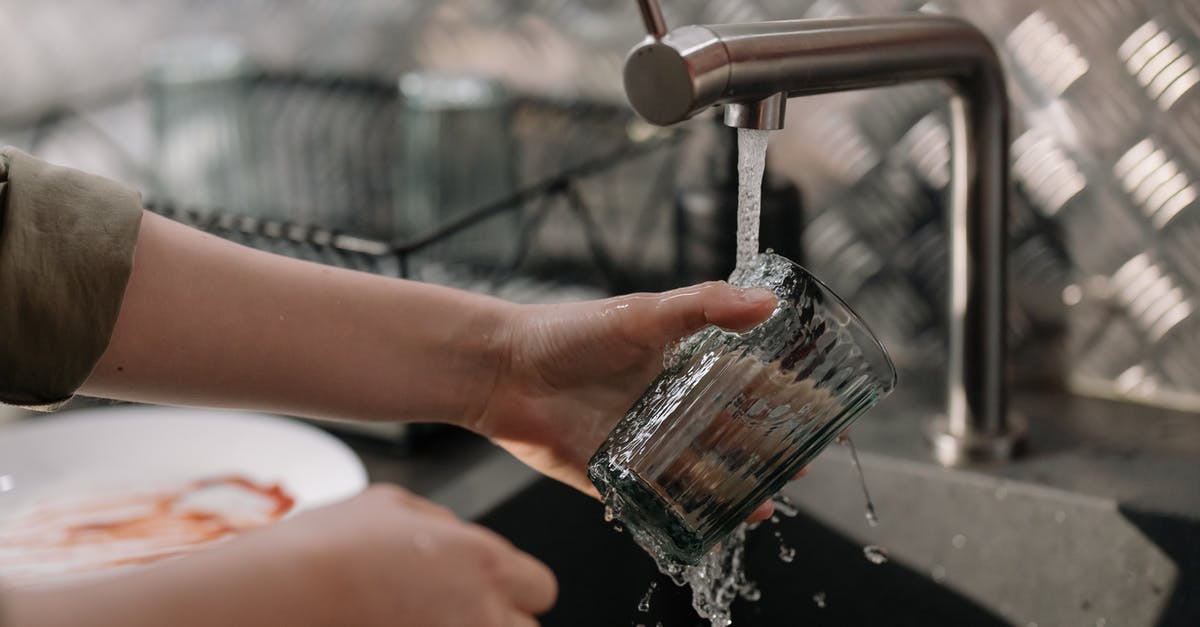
[81,211,514,425]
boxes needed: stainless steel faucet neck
[624,10,1026,464]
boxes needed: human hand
[471,281,784,522]
[4,485,556,627]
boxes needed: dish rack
[144,70,700,297]
[134,71,705,445]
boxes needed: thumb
[616,281,776,348]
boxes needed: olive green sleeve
[0,147,143,410]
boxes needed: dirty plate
[0,406,367,586]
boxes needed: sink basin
[356,383,1199,626]
[477,477,1009,626]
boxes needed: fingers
[489,542,558,614]
[747,467,807,523]
[363,483,457,521]
[505,613,541,627]
[618,281,777,348]
[748,500,775,523]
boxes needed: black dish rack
[141,71,702,299]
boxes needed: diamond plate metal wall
[631,0,1200,411]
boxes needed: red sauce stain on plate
[0,475,295,586]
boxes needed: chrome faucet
[628,0,1025,465]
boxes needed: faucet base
[925,414,1028,466]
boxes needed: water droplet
[740,583,762,602]
[412,532,435,554]
[812,591,827,608]
[772,529,782,539]
[952,534,967,549]
[604,505,615,522]
[865,505,880,527]
[772,494,799,518]
[863,545,889,565]
[779,545,796,563]
[637,582,657,612]
[1054,510,1067,523]
[932,565,947,582]
[613,523,624,533]
[769,515,780,524]
[0,474,12,493]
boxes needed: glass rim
[736,251,898,392]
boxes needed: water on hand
[736,128,771,269]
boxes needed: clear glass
[588,252,898,564]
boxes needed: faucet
[628,0,1026,465]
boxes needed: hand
[4,485,556,627]
[472,281,780,521]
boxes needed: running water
[653,524,757,627]
[609,129,776,627]
[843,437,880,527]
[736,129,771,269]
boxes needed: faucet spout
[624,13,1025,465]
[724,92,786,130]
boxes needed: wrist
[450,296,520,432]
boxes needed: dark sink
[477,478,1008,627]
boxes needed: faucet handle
[635,0,668,38]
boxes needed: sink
[476,455,1195,627]
[477,477,1008,626]
[355,382,1200,626]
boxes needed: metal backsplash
[764,0,1200,411]
[446,0,1200,411]
[2,0,1199,410]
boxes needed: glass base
[589,460,708,565]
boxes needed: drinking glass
[588,252,897,564]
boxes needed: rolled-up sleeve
[0,147,143,409]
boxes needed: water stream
[614,128,881,626]
[735,129,770,269]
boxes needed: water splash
[735,129,771,269]
[772,494,799,518]
[863,545,889,565]
[812,591,827,608]
[778,545,796,563]
[653,524,754,627]
[638,581,657,612]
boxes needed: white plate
[0,406,367,585]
